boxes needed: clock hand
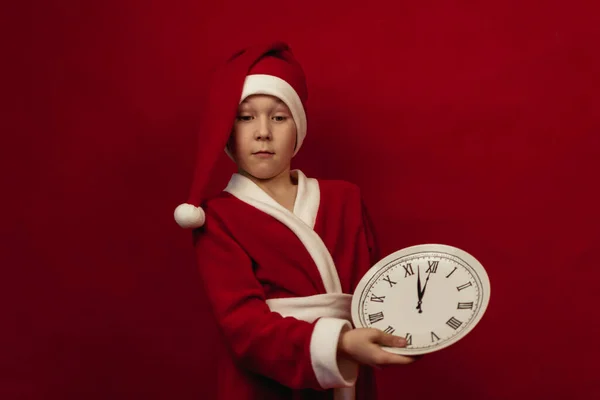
[421,271,432,296]
[416,266,423,313]
[417,267,433,314]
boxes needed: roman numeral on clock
[426,260,439,273]
[383,275,396,287]
[405,333,412,346]
[403,263,414,277]
[431,331,440,342]
[457,282,473,291]
[446,317,463,330]
[370,294,385,303]
[368,311,384,324]
[446,267,457,278]
[457,302,474,309]
[383,326,395,334]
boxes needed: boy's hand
[337,327,421,368]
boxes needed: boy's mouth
[253,150,275,159]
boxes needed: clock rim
[351,243,491,356]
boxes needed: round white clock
[351,244,491,355]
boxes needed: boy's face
[228,94,297,180]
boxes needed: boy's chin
[243,165,291,181]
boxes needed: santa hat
[174,41,308,229]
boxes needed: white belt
[266,292,352,322]
[267,293,356,400]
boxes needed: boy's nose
[255,119,272,140]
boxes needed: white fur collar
[224,169,320,229]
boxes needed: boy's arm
[193,209,357,391]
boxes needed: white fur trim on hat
[224,74,306,160]
[174,203,206,228]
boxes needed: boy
[174,41,417,400]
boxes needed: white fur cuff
[310,317,359,389]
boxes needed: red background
[4,1,600,399]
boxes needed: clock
[351,244,491,355]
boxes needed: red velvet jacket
[193,170,381,400]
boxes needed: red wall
[5,1,599,399]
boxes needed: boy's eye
[273,116,287,122]
[236,115,253,121]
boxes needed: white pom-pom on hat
[174,203,206,228]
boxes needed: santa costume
[174,41,380,400]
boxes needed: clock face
[351,244,491,355]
